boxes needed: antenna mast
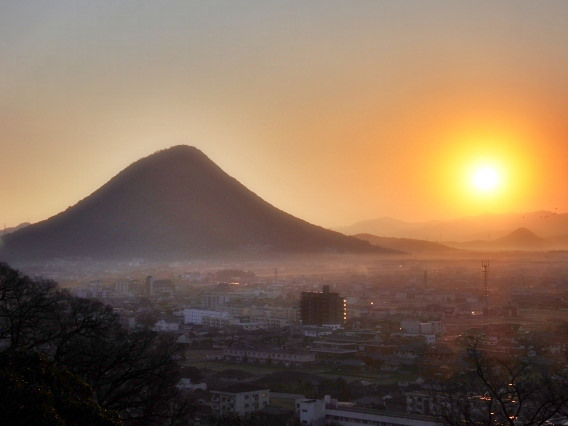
[481,261,490,316]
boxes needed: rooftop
[211,383,269,394]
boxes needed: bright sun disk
[471,164,501,193]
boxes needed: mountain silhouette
[339,211,568,242]
[447,227,547,251]
[0,222,30,236]
[494,227,544,246]
[0,146,388,261]
[354,233,456,254]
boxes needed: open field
[182,349,420,386]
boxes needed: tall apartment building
[300,285,346,326]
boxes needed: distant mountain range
[355,227,568,253]
[338,211,568,243]
[354,234,458,254]
[448,227,568,251]
[0,146,390,261]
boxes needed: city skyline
[2,1,568,228]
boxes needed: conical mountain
[1,146,387,260]
[494,227,545,248]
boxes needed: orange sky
[1,1,568,229]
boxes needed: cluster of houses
[65,266,568,425]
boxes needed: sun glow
[470,164,502,194]
[426,122,541,218]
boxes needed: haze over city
[3,3,568,426]
[2,1,568,229]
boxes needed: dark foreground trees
[0,263,193,425]
[0,351,121,426]
[436,340,568,425]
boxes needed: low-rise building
[401,320,444,335]
[183,308,230,325]
[223,347,315,366]
[211,384,269,417]
[297,395,438,426]
[152,319,180,332]
[176,378,207,392]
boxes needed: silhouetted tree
[0,263,194,426]
[436,340,568,425]
[0,264,60,350]
[0,350,121,426]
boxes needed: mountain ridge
[354,233,457,254]
[338,211,568,242]
[0,146,391,261]
[0,223,30,236]
[446,227,552,251]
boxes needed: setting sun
[426,124,543,219]
[471,164,502,194]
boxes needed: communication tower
[481,260,490,315]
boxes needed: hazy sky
[2,1,568,229]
